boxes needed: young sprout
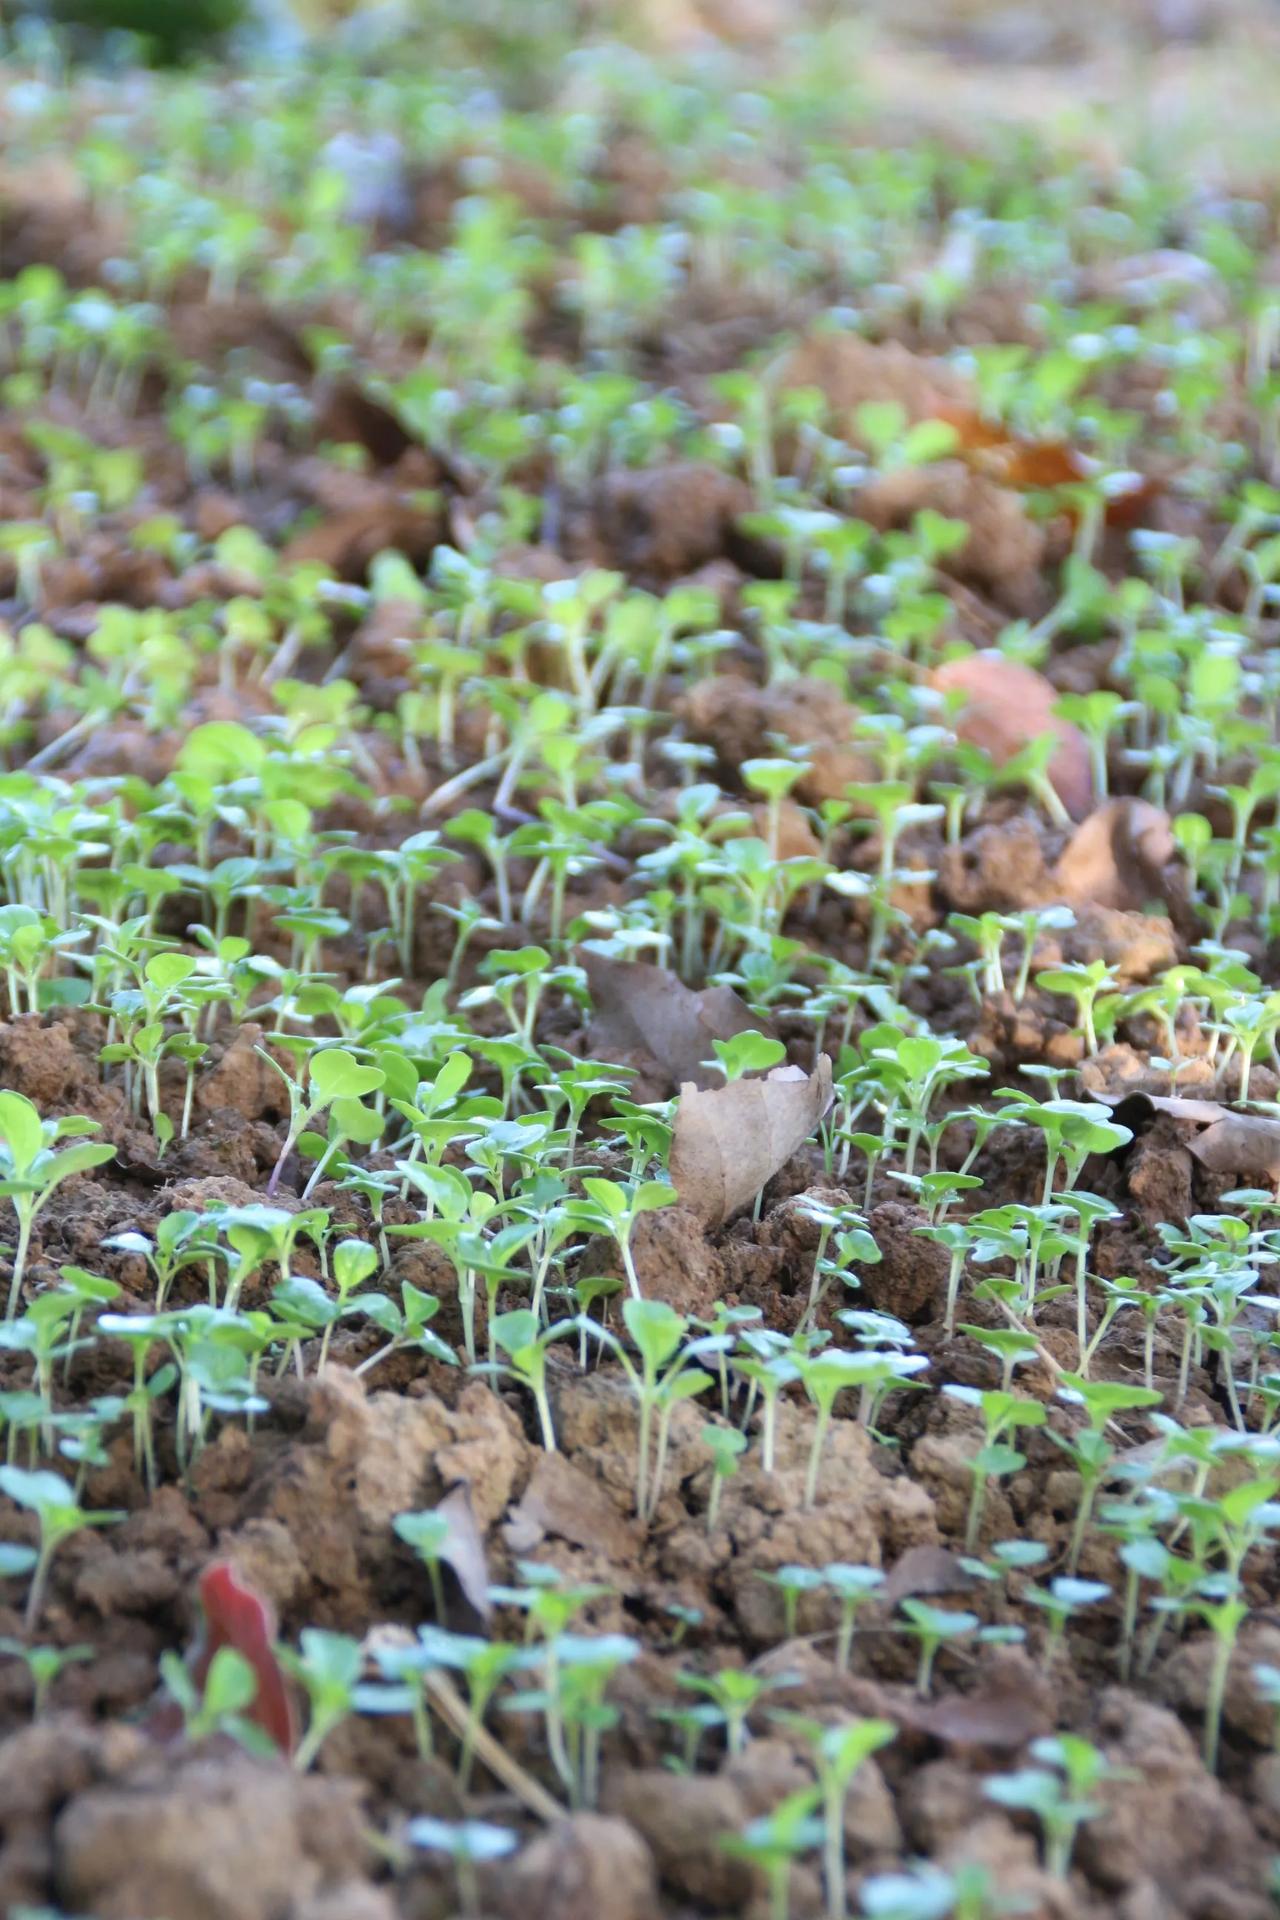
[480,1308,573,1452]
[0,1093,116,1320]
[352,1280,456,1378]
[0,1465,122,1630]
[983,1734,1120,1878]
[758,1563,828,1642]
[0,1637,93,1719]
[822,1564,886,1672]
[1034,961,1120,1059]
[703,1421,748,1532]
[394,1509,453,1625]
[797,1351,926,1510]
[1053,1374,1162,1572]
[1023,1576,1111,1668]
[158,1645,278,1756]
[258,1047,385,1196]
[678,1665,800,1760]
[721,1789,823,1920]
[944,1386,1048,1552]
[406,1818,517,1920]
[742,758,807,863]
[711,1030,789,1083]
[773,1712,896,1920]
[575,1176,677,1301]
[280,1628,363,1772]
[897,1598,979,1697]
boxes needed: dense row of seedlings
[5,15,1280,1916]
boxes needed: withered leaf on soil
[1054,798,1180,914]
[1100,1091,1280,1185]
[879,1544,975,1607]
[901,1684,1048,1751]
[1187,1113,1280,1184]
[670,1055,834,1228]
[930,653,1092,820]
[434,1483,492,1622]
[583,949,768,1093]
[505,1451,638,1562]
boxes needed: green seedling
[1024,1576,1111,1667]
[394,1509,453,1625]
[774,1712,896,1920]
[703,1421,748,1532]
[822,1564,886,1671]
[280,1628,363,1772]
[0,1637,93,1719]
[678,1664,799,1759]
[758,1563,828,1641]
[480,1308,573,1451]
[984,1734,1120,1878]
[576,1176,677,1300]
[158,1645,278,1755]
[722,1789,824,1920]
[406,1818,517,1920]
[582,1298,713,1522]
[897,1598,979,1696]
[258,1046,385,1196]
[0,1093,116,1320]
[944,1386,1048,1551]
[0,1465,122,1630]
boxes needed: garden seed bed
[4,10,1280,1919]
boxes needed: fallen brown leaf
[902,1685,1047,1751]
[880,1544,975,1607]
[435,1484,492,1623]
[1187,1113,1280,1185]
[506,1452,638,1562]
[938,404,1162,528]
[670,1056,834,1227]
[1100,1090,1280,1186]
[931,652,1092,820]
[584,949,768,1093]
[1055,798,1180,912]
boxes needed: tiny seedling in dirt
[897,1598,979,1697]
[772,1711,896,1920]
[280,1628,363,1772]
[720,1788,824,1920]
[0,1637,93,1719]
[0,1093,116,1321]
[0,1466,122,1630]
[405,1817,517,1920]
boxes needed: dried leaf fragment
[670,1055,834,1227]
[584,949,767,1093]
[1187,1113,1280,1185]
[931,653,1092,820]
[193,1561,296,1756]
[880,1544,975,1607]
[1100,1090,1280,1185]
[434,1483,492,1622]
[1054,798,1180,913]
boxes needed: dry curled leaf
[670,1055,834,1228]
[1187,1113,1280,1185]
[880,1544,975,1607]
[506,1452,638,1562]
[1101,1090,1280,1185]
[937,405,1161,528]
[584,949,767,1093]
[1054,798,1180,912]
[931,653,1092,820]
[902,1684,1048,1751]
[434,1484,492,1623]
